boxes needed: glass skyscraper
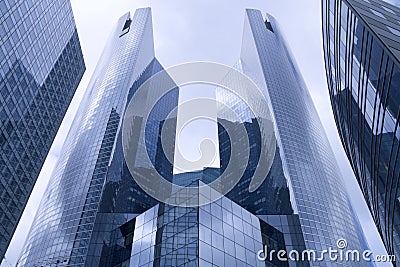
[17,8,177,266]
[19,7,371,267]
[0,0,85,261]
[233,9,369,266]
[322,0,400,260]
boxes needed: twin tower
[18,8,371,267]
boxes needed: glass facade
[84,57,179,266]
[18,6,373,267]
[17,8,160,266]
[148,192,286,267]
[0,0,85,261]
[84,8,370,267]
[216,69,294,216]
[241,9,371,266]
[322,0,400,259]
[87,177,293,267]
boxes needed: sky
[0,0,391,266]
[385,0,400,6]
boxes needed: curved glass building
[322,0,400,259]
[19,7,371,267]
[0,0,85,262]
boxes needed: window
[120,18,132,37]
[382,6,396,15]
[122,18,132,31]
[387,26,400,36]
[265,20,274,33]
[370,8,386,19]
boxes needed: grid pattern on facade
[243,9,370,266]
[322,0,400,258]
[0,0,85,260]
[84,58,179,266]
[127,187,290,267]
[17,8,154,266]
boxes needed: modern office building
[0,0,85,262]
[16,8,175,266]
[322,0,400,259]
[19,7,371,267]
[233,9,370,266]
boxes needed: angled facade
[322,0,400,259]
[18,6,372,267]
[0,0,85,261]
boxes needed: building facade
[0,0,85,261]
[322,0,400,259]
[233,9,370,266]
[17,8,179,266]
[19,7,372,267]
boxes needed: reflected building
[323,0,400,260]
[0,0,85,262]
[19,6,372,267]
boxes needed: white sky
[1,0,391,266]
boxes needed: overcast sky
[1,0,391,266]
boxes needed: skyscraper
[233,9,369,266]
[0,0,85,261]
[17,8,178,266]
[322,0,400,259]
[19,7,371,267]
